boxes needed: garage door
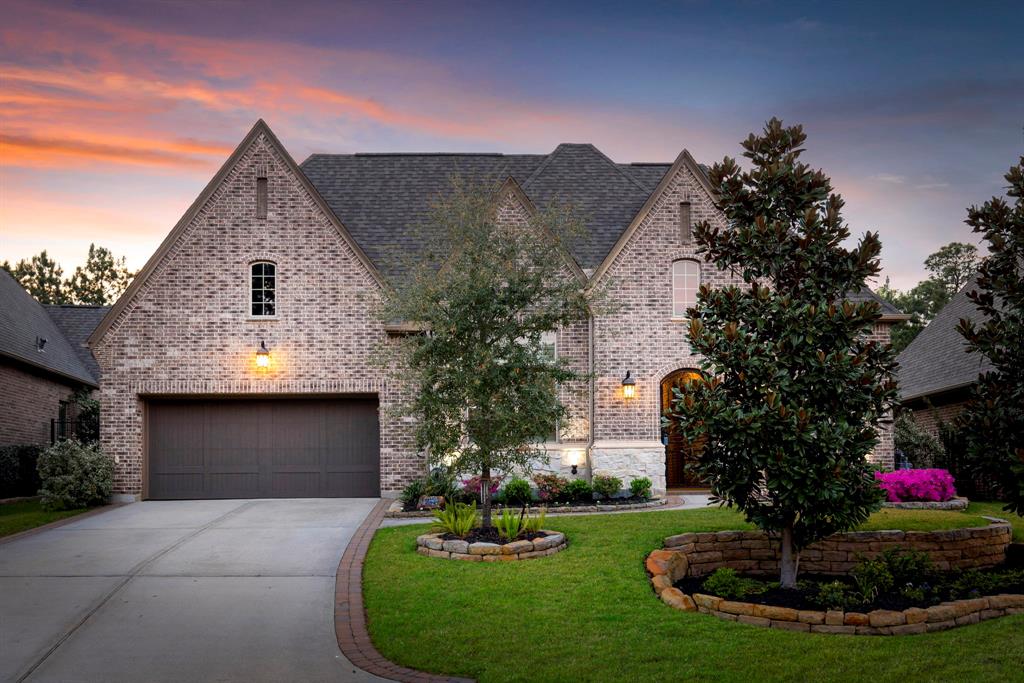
[147,398,380,499]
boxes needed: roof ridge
[521,144,564,190]
[583,143,655,193]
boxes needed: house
[86,120,905,502]
[897,277,990,438]
[0,270,108,446]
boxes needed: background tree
[379,181,593,527]
[67,243,134,305]
[876,242,981,353]
[671,119,896,588]
[2,251,65,303]
[955,156,1024,515]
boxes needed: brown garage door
[147,398,380,499]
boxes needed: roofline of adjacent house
[879,313,912,322]
[88,119,389,348]
[899,378,978,403]
[588,148,717,287]
[0,350,98,389]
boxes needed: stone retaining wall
[662,519,1012,577]
[881,497,968,511]
[416,531,566,561]
[389,498,664,518]
[645,520,1021,635]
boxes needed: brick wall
[0,362,76,446]
[907,401,967,441]
[92,131,420,497]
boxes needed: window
[672,260,700,318]
[251,262,276,317]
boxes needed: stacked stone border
[416,531,567,561]
[388,498,664,518]
[881,497,968,511]
[645,519,1021,635]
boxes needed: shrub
[400,479,427,509]
[893,413,943,468]
[493,507,527,540]
[523,506,547,534]
[592,474,622,500]
[629,477,652,500]
[564,478,593,503]
[533,473,569,502]
[874,468,956,502]
[432,502,479,536]
[502,477,533,505]
[461,475,502,502]
[424,466,459,500]
[0,444,43,498]
[701,568,768,600]
[36,439,113,510]
[851,548,932,603]
[814,580,854,610]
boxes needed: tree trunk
[480,465,492,529]
[779,522,801,589]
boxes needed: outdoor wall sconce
[255,340,271,368]
[621,370,636,400]
[567,449,584,475]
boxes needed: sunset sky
[2,0,1022,290]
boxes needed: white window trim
[248,260,278,319]
[671,259,700,321]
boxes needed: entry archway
[660,369,706,488]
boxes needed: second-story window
[251,262,276,317]
[672,259,700,319]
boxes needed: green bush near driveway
[37,439,113,510]
[363,506,1023,682]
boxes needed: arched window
[672,259,700,318]
[250,261,276,317]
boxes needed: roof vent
[36,336,47,352]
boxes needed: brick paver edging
[335,498,475,683]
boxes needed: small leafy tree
[955,156,1024,515]
[379,181,593,528]
[67,243,134,305]
[671,119,895,587]
[893,413,943,468]
[3,251,66,303]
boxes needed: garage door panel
[147,398,380,499]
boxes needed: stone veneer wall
[661,521,1012,577]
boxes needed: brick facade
[92,125,898,499]
[906,401,967,441]
[0,362,77,447]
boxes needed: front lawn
[0,500,88,538]
[967,501,1022,541]
[364,506,1024,682]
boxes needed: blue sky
[2,0,1022,289]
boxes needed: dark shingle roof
[849,288,903,316]
[0,270,97,386]
[300,144,663,277]
[897,277,992,401]
[45,305,110,381]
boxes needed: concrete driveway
[0,499,385,683]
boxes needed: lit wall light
[567,449,584,475]
[621,370,636,400]
[255,340,271,368]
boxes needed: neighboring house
[897,277,990,439]
[87,120,906,502]
[0,270,107,446]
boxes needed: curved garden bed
[416,530,566,561]
[646,519,1020,634]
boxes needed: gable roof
[300,144,669,278]
[45,304,110,381]
[88,119,387,347]
[897,277,992,401]
[0,270,97,386]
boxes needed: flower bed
[416,531,567,561]
[876,469,956,503]
[646,520,1021,634]
[387,497,664,518]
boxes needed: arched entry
[661,369,706,488]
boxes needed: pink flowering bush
[875,469,957,502]
[461,475,502,498]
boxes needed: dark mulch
[676,568,1024,612]
[440,528,549,544]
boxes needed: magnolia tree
[956,156,1024,515]
[379,181,592,527]
[670,119,897,588]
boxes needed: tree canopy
[3,244,134,305]
[671,118,895,587]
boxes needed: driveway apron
[0,498,385,682]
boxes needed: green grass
[0,500,88,537]
[967,501,1023,541]
[364,506,1024,683]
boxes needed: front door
[660,369,705,488]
